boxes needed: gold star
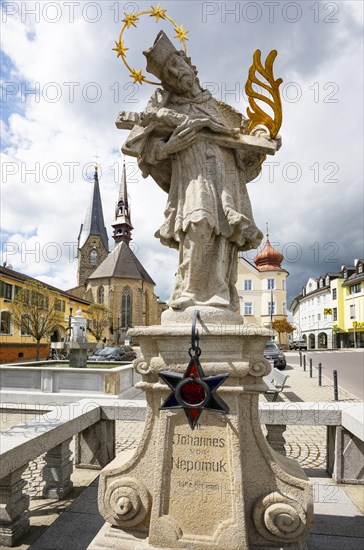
[130,69,146,84]
[150,4,167,22]
[112,39,128,59]
[123,12,139,28]
[174,24,188,44]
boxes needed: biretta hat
[143,31,178,80]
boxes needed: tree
[272,318,295,345]
[87,304,110,342]
[9,280,64,361]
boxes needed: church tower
[111,161,134,245]
[77,166,109,286]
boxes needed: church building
[68,163,166,342]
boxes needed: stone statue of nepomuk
[89,30,313,550]
[117,31,281,314]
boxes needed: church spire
[78,166,109,251]
[77,165,109,286]
[112,161,134,245]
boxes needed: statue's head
[143,31,199,94]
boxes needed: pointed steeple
[78,166,109,251]
[112,161,134,245]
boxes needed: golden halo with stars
[113,4,188,85]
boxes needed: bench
[264,368,289,402]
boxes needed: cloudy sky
[1,0,363,306]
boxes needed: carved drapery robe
[137,88,264,310]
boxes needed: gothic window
[121,287,132,329]
[98,286,105,304]
[90,249,98,266]
[0,311,12,335]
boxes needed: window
[317,313,321,321]
[98,286,105,304]
[343,270,348,278]
[350,304,356,319]
[333,308,337,321]
[283,302,286,314]
[332,288,337,300]
[268,302,275,315]
[244,279,252,291]
[55,299,66,312]
[267,278,275,290]
[21,315,31,336]
[4,283,13,301]
[325,276,330,286]
[358,263,363,274]
[90,249,98,266]
[282,280,286,290]
[244,302,253,315]
[319,279,324,288]
[121,287,132,329]
[30,291,48,309]
[350,284,361,294]
[0,311,12,335]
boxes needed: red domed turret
[254,225,284,271]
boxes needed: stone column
[0,466,30,547]
[266,424,287,456]
[42,438,73,499]
[75,420,115,469]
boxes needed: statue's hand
[156,125,198,159]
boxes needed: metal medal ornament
[159,311,229,430]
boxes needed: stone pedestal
[68,344,90,368]
[89,317,313,549]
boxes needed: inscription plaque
[166,412,234,537]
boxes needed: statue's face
[162,53,196,93]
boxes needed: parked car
[264,341,287,370]
[289,340,307,350]
[88,346,136,362]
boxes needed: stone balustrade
[0,399,363,546]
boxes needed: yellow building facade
[332,260,364,348]
[0,266,92,363]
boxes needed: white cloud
[1,1,363,305]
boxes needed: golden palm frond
[245,49,283,139]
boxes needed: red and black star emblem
[159,355,229,430]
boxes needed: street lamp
[66,301,75,341]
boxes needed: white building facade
[237,234,289,343]
[290,275,336,349]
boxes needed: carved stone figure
[118,31,281,312]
